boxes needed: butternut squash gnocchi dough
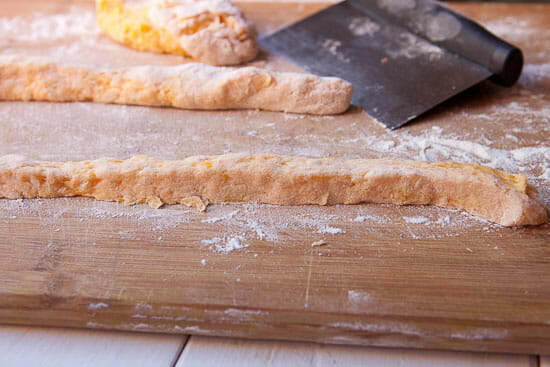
[96,0,258,65]
[0,154,546,226]
[0,59,353,114]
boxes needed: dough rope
[96,0,258,65]
[0,154,546,227]
[0,59,352,114]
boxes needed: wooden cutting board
[1,0,549,355]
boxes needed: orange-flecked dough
[0,154,546,227]
[96,0,258,65]
[0,59,353,114]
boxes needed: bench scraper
[259,0,523,129]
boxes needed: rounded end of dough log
[262,73,354,115]
[498,186,548,226]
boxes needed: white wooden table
[0,325,545,367]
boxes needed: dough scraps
[96,0,258,65]
[0,154,546,227]
[0,59,352,114]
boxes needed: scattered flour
[348,17,380,37]
[0,6,183,67]
[338,121,550,181]
[321,39,351,64]
[318,225,345,235]
[202,235,249,254]
[387,32,444,60]
[201,210,240,223]
[352,214,390,224]
[0,7,98,42]
[435,215,451,226]
[329,321,425,337]
[403,216,430,225]
[347,290,371,303]
[450,329,509,341]
[88,302,109,310]
[483,17,537,41]
[520,63,550,88]
[223,237,247,253]
[0,195,519,248]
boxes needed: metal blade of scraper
[259,0,492,129]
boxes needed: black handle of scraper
[351,0,523,86]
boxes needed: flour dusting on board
[88,302,109,310]
[0,7,98,41]
[403,216,430,225]
[0,4,548,254]
[201,235,249,254]
[483,17,537,41]
[0,6,183,67]
[521,63,550,88]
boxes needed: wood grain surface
[0,0,549,355]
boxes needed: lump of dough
[0,59,353,114]
[96,0,258,65]
[0,154,546,227]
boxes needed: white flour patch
[88,302,109,310]
[283,113,306,121]
[451,328,509,340]
[483,17,536,41]
[201,210,240,223]
[352,214,391,224]
[348,290,371,303]
[0,7,99,42]
[223,308,268,320]
[176,325,208,333]
[321,39,351,63]
[387,33,444,60]
[348,17,380,37]
[135,303,153,311]
[403,216,430,225]
[318,225,345,235]
[86,322,105,328]
[435,215,451,226]
[84,202,194,232]
[330,321,425,337]
[520,63,550,87]
[131,314,148,319]
[338,122,550,182]
[0,6,183,67]
[202,235,249,254]
[0,197,521,244]
[194,204,349,246]
[243,218,276,241]
[223,237,247,253]
[128,323,152,330]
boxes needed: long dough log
[0,154,546,226]
[96,0,258,65]
[0,59,352,114]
